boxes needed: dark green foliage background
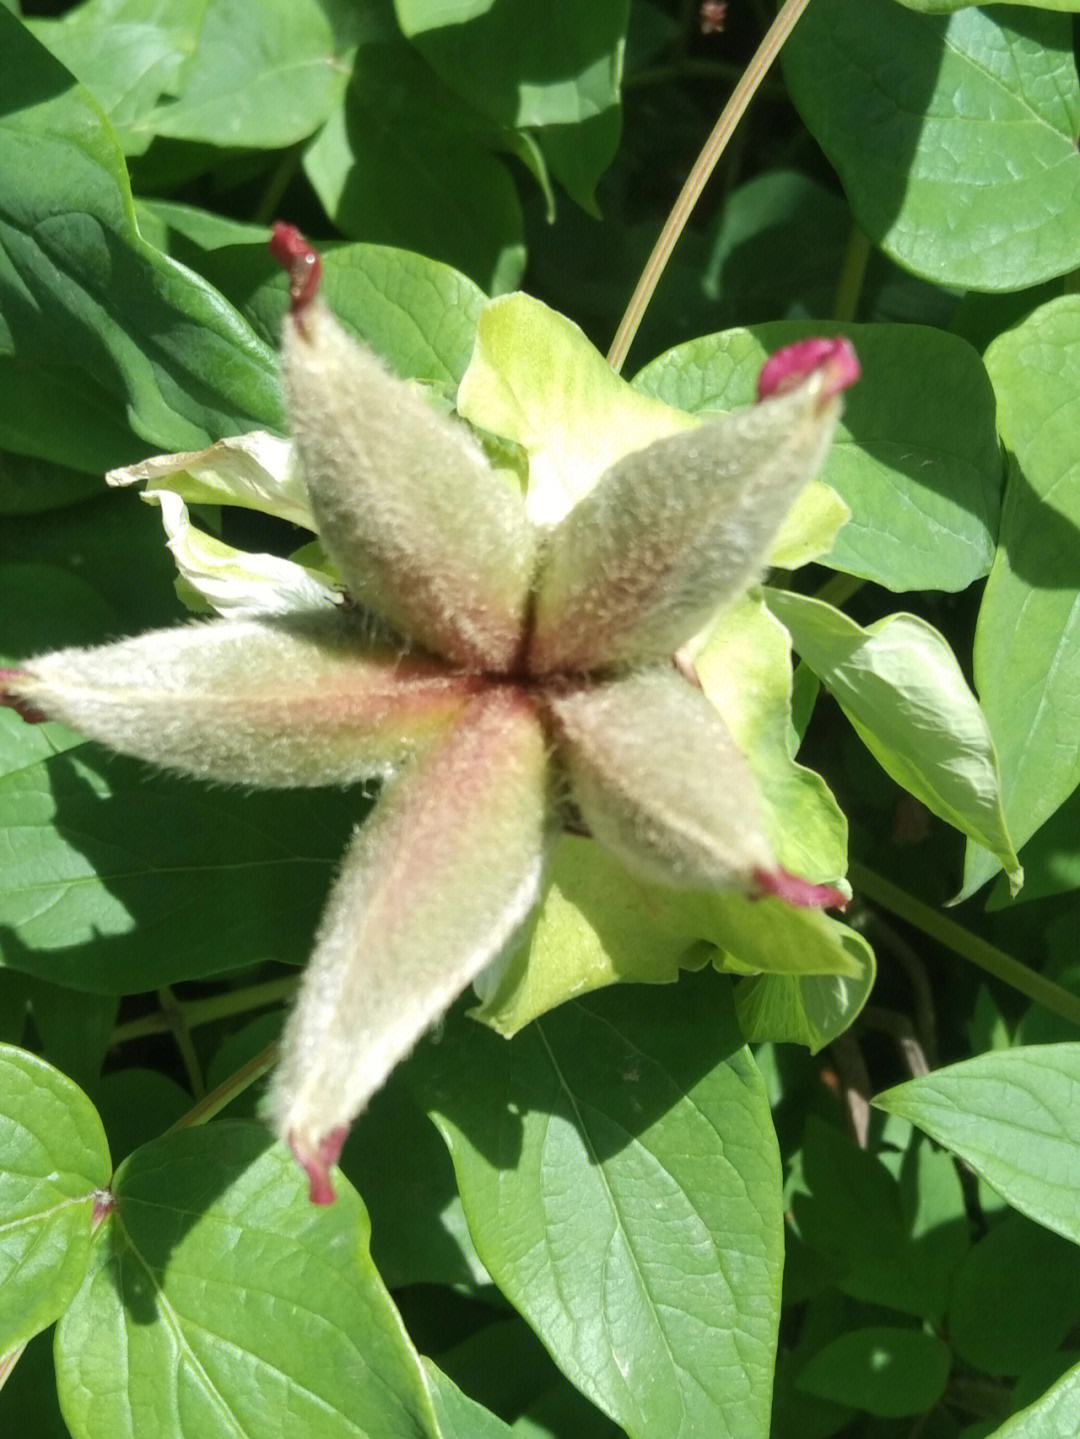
[4,2,1080,1437]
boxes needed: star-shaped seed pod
[1,226,859,1204]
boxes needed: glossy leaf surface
[876,1045,1080,1246]
[55,1123,443,1439]
[782,1,1080,290]
[963,299,1080,897]
[416,973,784,1439]
[0,1046,110,1353]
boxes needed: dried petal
[528,344,857,674]
[265,686,551,1199]
[2,612,481,785]
[273,230,535,669]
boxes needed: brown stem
[607,0,814,373]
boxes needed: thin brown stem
[166,1043,279,1132]
[607,0,814,373]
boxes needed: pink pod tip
[756,336,861,404]
[288,1125,348,1206]
[752,867,849,911]
[0,669,47,725]
[269,223,323,315]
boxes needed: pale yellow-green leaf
[456,293,696,525]
[691,589,848,888]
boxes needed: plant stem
[852,863,1080,1029]
[112,976,297,1044]
[166,1043,279,1132]
[157,984,205,1098]
[607,0,813,373]
[833,223,872,324]
[811,571,864,608]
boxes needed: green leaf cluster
[3,0,1080,1435]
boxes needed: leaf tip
[269,222,323,317]
[0,669,48,724]
[288,1125,348,1206]
[757,337,860,405]
[753,866,848,911]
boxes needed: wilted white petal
[265,685,551,1202]
[108,430,314,530]
[2,612,482,786]
[150,489,338,615]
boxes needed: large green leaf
[394,0,626,133]
[782,1,1080,290]
[473,834,864,1038]
[789,1119,966,1323]
[962,299,1080,898]
[30,0,351,154]
[423,1360,514,1439]
[988,1361,1080,1438]
[767,590,1020,891]
[947,1214,1080,1377]
[415,973,784,1439]
[54,1123,443,1439]
[633,321,1002,592]
[0,742,354,992]
[0,453,102,515]
[303,1,524,295]
[795,1327,951,1418]
[875,1045,1080,1244]
[734,961,875,1055]
[0,10,282,473]
[0,1046,111,1353]
[137,201,488,387]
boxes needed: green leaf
[702,170,849,330]
[26,978,117,1094]
[94,1069,191,1163]
[962,298,1080,898]
[395,0,627,133]
[30,0,350,154]
[0,744,353,992]
[948,1214,1080,1377]
[789,1119,963,1322]
[137,202,488,388]
[0,11,283,472]
[54,1122,443,1439]
[474,834,863,1038]
[343,1072,490,1292]
[416,973,784,1439]
[734,960,875,1055]
[988,1360,1080,1439]
[0,1045,111,1353]
[796,1327,951,1419]
[633,321,1002,593]
[781,1,1080,290]
[423,1359,515,1439]
[0,492,182,636]
[0,453,102,515]
[692,591,848,887]
[767,590,1021,891]
[303,4,525,295]
[875,1045,1080,1246]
